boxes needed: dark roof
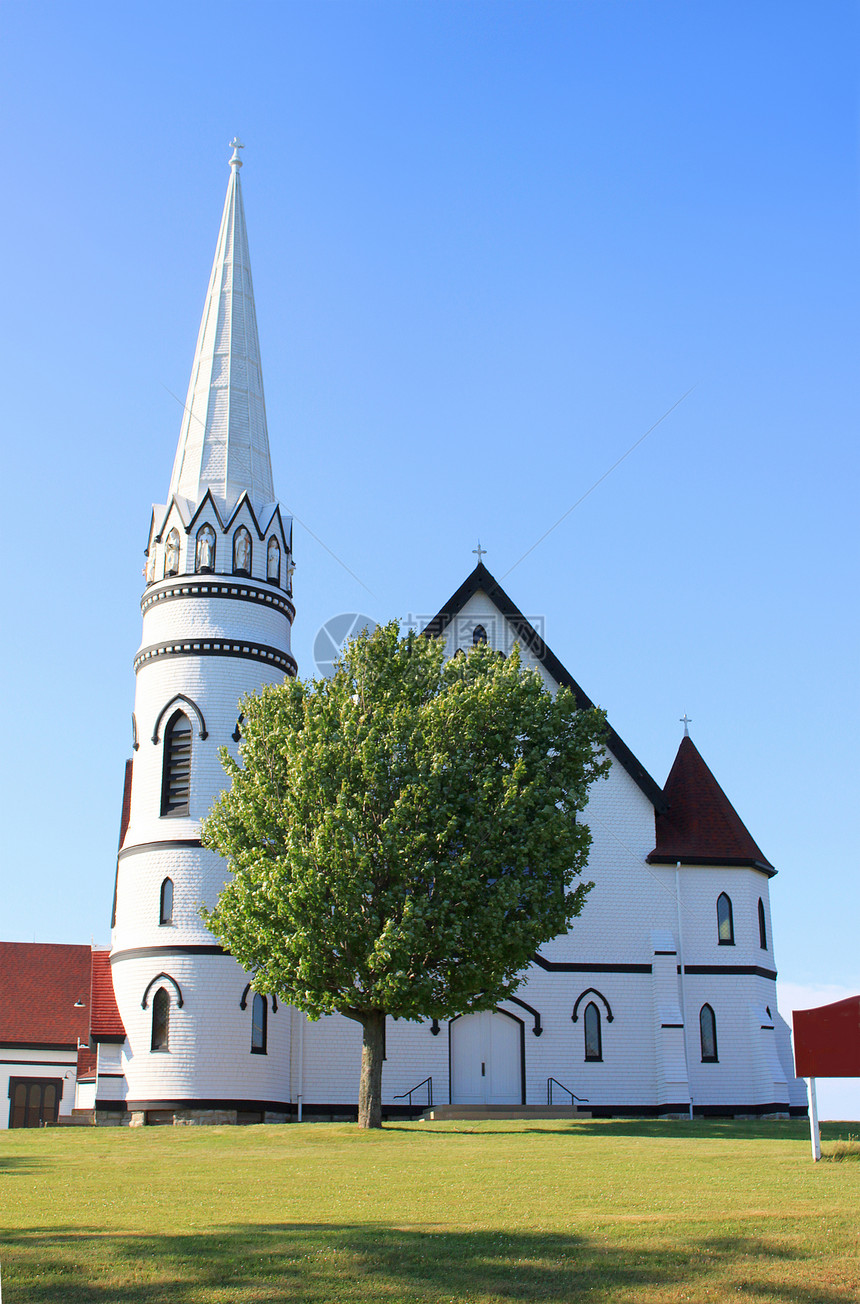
[422,563,667,812]
[0,942,92,1047]
[647,734,775,874]
[91,950,126,1041]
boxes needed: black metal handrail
[547,1077,588,1106]
[394,1076,433,1107]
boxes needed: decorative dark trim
[654,950,677,956]
[141,973,184,1009]
[111,944,227,963]
[152,694,208,743]
[92,1034,126,1045]
[118,838,204,862]
[141,578,294,623]
[422,563,667,813]
[0,1041,76,1052]
[534,956,651,974]
[647,853,777,878]
[100,1097,297,1114]
[661,1023,684,1029]
[504,996,542,1036]
[572,988,614,1023]
[135,638,296,677]
[680,964,777,980]
[97,1073,126,1079]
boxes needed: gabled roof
[167,143,275,518]
[647,734,775,874]
[0,942,92,1047]
[91,950,126,1042]
[422,563,667,812]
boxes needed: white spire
[168,140,275,516]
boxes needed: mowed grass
[1,1119,859,1303]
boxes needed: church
[2,144,808,1127]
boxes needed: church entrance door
[450,1011,523,1105]
[8,1078,62,1128]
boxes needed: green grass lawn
[1,1118,858,1303]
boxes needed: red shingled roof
[91,949,126,1041]
[647,735,774,873]
[76,1044,97,1081]
[0,942,92,1046]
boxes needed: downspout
[676,862,694,1121]
[296,1010,304,1123]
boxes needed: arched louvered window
[164,528,180,577]
[472,624,487,646]
[584,1002,602,1061]
[717,892,734,946]
[267,537,280,585]
[700,1004,718,1062]
[161,712,192,816]
[195,524,216,573]
[159,878,174,925]
[151,988,170,1052]
[758,898,767,950]
[233,527,252,575]
[251,993,267,1054]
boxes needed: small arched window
[151,988,170,1052]
[472,624,487,646]
[164,528,180,577]
[233,527,252,575]
[758,898,767,950]
[717,892,734,946]
[700,1004,718,1062]
[161,711,192,816]
[251,993,267,1054]
[159,877,174,925]
[267,537,280,585]
[195,524,216,573]
[584,1002,602,1061]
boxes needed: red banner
[793,996,860,1077]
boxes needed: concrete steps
[420,1104,591,1121]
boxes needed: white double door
[451,1010,523,1104]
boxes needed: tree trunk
[357,1010,385,1129]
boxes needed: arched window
[151,988,170,1052]
[233,527,252,575]
[164,528,180,577]
[267,537,280,585]
[161,712,192,816]
[700,1004,718,1062]
[758,898,767,950]
[159,878,174,925]
[195,524,216,573]
[251,993,267,1054]
[472,624,487,646]
[584,1002,602,1061]
[717,892,734,946]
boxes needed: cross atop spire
[473,541,487,563]
[680,713,692,737]
[167,146,275,516]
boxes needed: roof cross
[680,713,692,737]
[229,137,244,168]
[473,541,487,563]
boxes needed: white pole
[676,863,694,1121]
[807,1077,821,1161]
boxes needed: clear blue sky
[1,2,857,1116]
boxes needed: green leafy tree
[202,622,609,1128]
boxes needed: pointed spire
[168,141,275,515]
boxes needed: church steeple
[168,139,275,516]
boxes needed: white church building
[79,145,808,1125]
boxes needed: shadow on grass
[1,1222,847,1304]
[389,1118,817,1141]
